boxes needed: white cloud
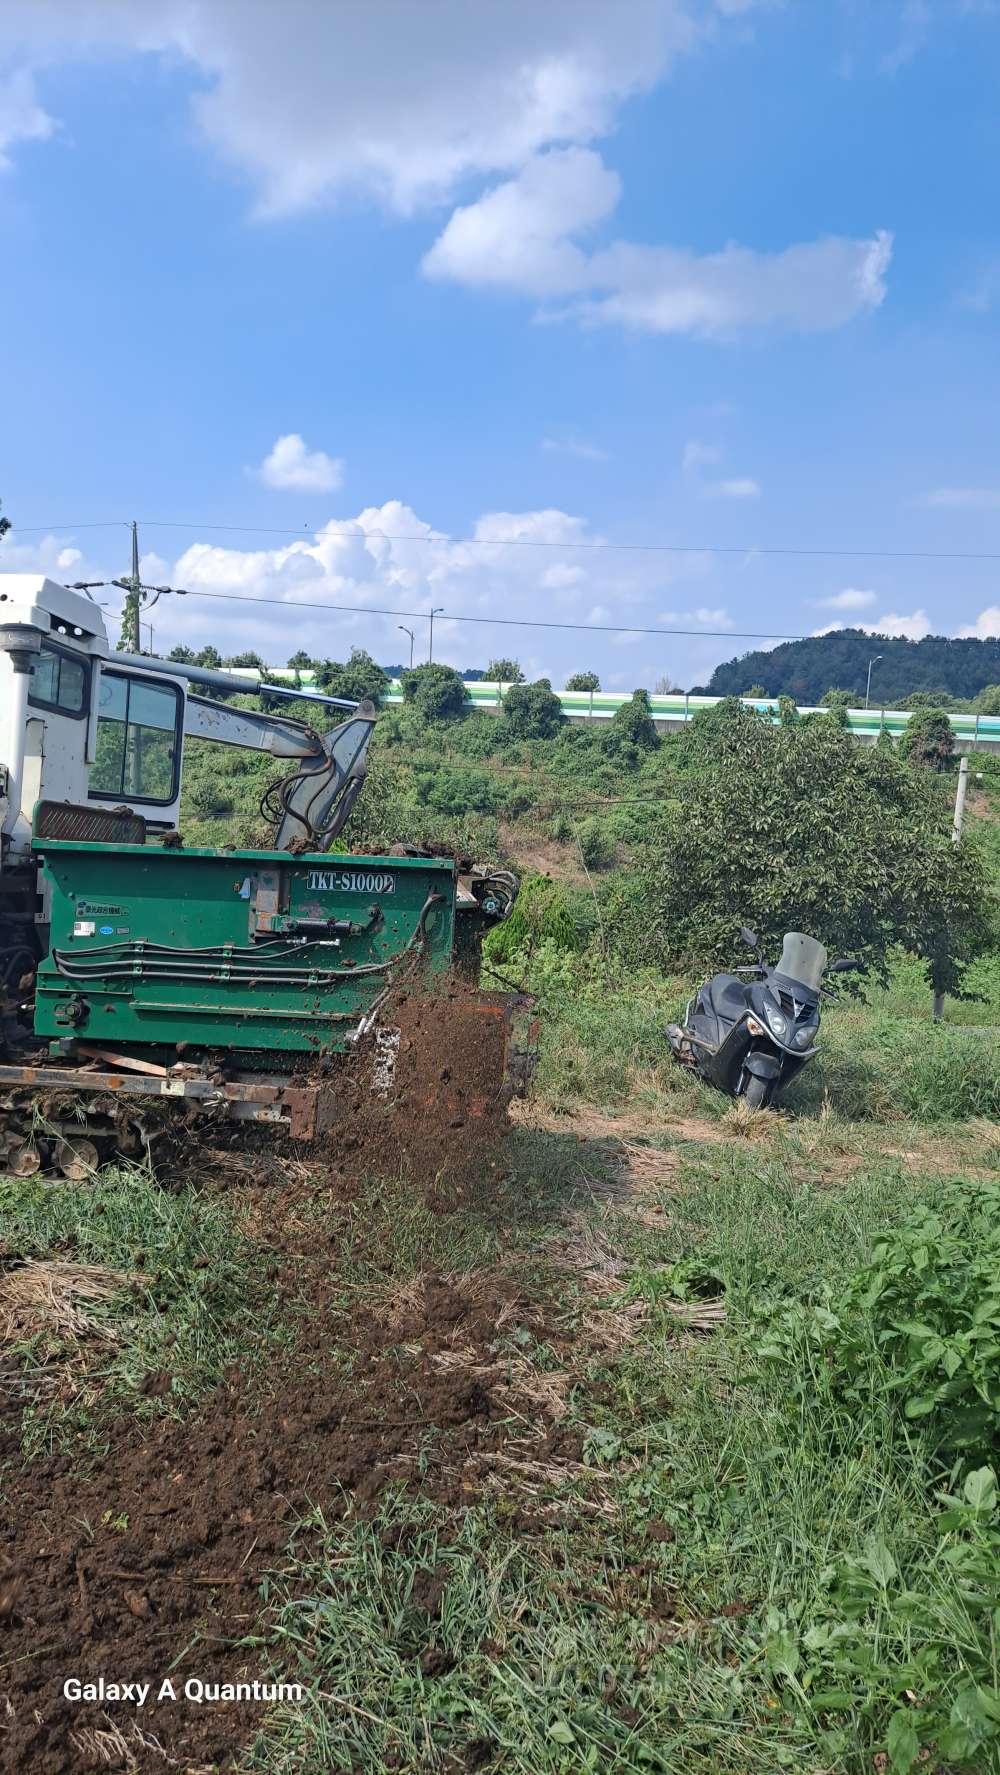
[0,1,698,213]
[924,487,1000,510]
[0,67,55,168]
[811,607,932,641]
[706,477,761,499]
[819,588,877,610]
[1,5,889,341]
[572,228,893,338]
[881,0,931,75]
[253,433,344,493]
[541,435,609,462]
[422,147,620,297]
[425,146,892,337]
[682,440,759,497]
[956,607,1000,640]
[658,606,734,628]
[869,609,932,640]
[682,440,722,471]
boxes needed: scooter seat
[704,974,750,1021]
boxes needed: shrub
[601,688,659,764]
[400,663,467,722]
[565,670,600,692]
[483,874,579,964]
[314,648,389,704]
[900,707,956,770]
[187,780,235,815]
[575,816,616,869]
[485,657,524,683]
[605,705,995,998]
[501,679,564,740]
[412,764,504,817]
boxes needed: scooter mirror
[830,957,862,972]
[739,926,759,949]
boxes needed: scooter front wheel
[743,1074,771,1110]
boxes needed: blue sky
[2,1,999,689]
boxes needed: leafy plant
[604,705,995,999]
[900,706,956,770]
[400,661,467,721]
[502,678,564,739]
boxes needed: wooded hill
[700,628,1000,707]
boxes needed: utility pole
[118,520,143,653]
[865,654,882,710]
[397,625,415,669]
[428,606,443,664]
[932,754,969,1022]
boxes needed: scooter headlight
[765,1005,787,1038]
[795,1022,818,1049]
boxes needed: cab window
[89,671,181,804]
[27,643,88,717]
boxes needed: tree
[818,688,852,728]
[602,688,659,764]
[744,683,768,699]
[900,707,955,771]
[315,648,389,703]
[485,657,524,684]
[400,662,467,721]
[195,645,222,670]
[287,649,315,671]
[565,670,600,692]
[975,684,1000,715]
[0,498,10,542]
[224,650,266,670]
[605,706,993,1000]
[168,644,196,663]
[654,674,682,694]
[501,678,564,740]
[906,689,955,711]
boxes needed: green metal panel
[33,838,457,1055]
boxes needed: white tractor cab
[1,576,187,859]
[0,574,379,974]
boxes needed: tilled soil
[0,981,551,1771]
[0,1223,572,1772]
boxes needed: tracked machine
[0,576,522,1177]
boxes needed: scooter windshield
[776,932,828,994]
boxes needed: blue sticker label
[99,925,114,935]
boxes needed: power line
[170,585,803,641]
[9,515,1000,563]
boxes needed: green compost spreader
[0,828,522,1174]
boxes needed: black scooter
[666,928,860,1108]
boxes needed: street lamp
[397,624,415,669]
[865,654,882,711]
[428,607,444,664]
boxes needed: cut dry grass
[0,1258,128,1344]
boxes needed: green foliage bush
[482,874,579,965]
[501,678,564,740]
[604,705,995,998]
[601,687,659,765]
[400,662,467,721]
[314,647,389,703]
[574,815,616,869]
[564,670,600,692]
[412,763,505,817]
[900,707,956,770]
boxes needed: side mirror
[739,926,759,949]
[830,957,862,973]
